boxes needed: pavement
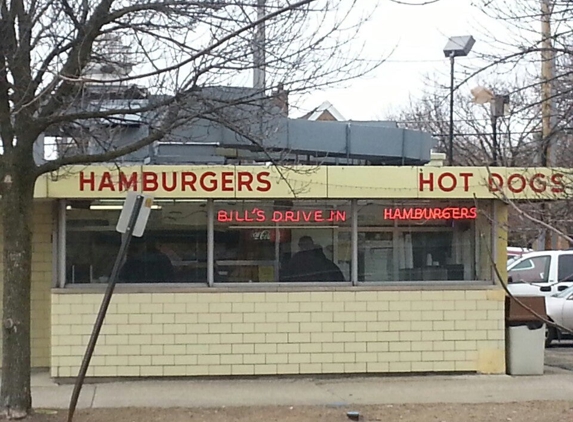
[29,365,573,409]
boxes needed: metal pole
[207,199,214,286]
[67,195,144,422]
[351,199,358,285]
[448,54,455,166]
[253,0,266,90]
[492,115,498,166]
[58,200,67,288]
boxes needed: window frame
[58,198,494,288]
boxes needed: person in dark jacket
[281,236,344,282]
[120,241,175,283]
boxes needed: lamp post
[443,35,475,166]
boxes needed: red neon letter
[217,210,231,222]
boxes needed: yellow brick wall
[51,289,505,378]
[0,201,53,368]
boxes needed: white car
[545,285,573,346]
[507,250,573,297]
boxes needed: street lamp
[443,35,476,166]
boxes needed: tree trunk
[0,165,35,419]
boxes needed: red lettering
[119,172,138,191]
[419,172,434,191]
[284,211,295,222]
[244,210,254,222]
[302,211,313,222]
[80,171,95,191]
[529,173,546,193]
[315,210,324,222]
[221,171,234,192]
[98,172,116,191]
[200,172,217,192]
[335,211,346,222]
[142,172,158,191]
[217,210,231,222]
[507,174,526,193]
[272,211,282,222]
[162,172,177,192]
[437,173,457,192]
[235,211,245,223]
[181,172,197,191]
[459,173,472,191]
[383,207,477,221]
[255,208,265,222]
[488,173,504,192]
[551,173,564,193]
[237,172,254,191]
[256,172,272,192]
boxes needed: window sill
[53,280,497,294]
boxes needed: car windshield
[507,256,519,266]
[554,285,573,298]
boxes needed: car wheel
[545,326,557,347]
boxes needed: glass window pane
[214,200,351,283]
[508,256,550,283]
[66,200,208,284]
[357,200,480,282]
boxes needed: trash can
[505,296,547,376]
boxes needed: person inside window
[120,240,175,283]
[281,235,344,282]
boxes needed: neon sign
[217,209,347,223]
[384,206,477,220]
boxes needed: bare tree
[0,0,382,417]
[387,76,541,167]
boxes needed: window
[62,198,491,286]
[214,200,351,283]
[558,255,573,282]
[357,200,479,282]
[66,200,207,284]
[508,256,551,284]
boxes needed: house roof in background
[301,101,346,121]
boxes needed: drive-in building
[21,160,567,379]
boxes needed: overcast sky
[295,0,490,121]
